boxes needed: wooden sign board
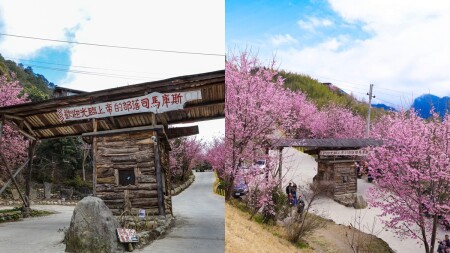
[319,149,368,156]
[57,90,202,121]
[117,228,139,243]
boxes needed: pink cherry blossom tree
[367,110,450,253]
[0,76,29,170]
[204,136,226,177]
[309,104,365,139]
[282,91,318,138]
[224,51,292,201]
[169,136,204,182]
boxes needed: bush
[285,212,328,244]
[272,188,289,220]
[64,175,91,189]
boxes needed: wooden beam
[23,120,38,138]
[3,114,25,121]
[166,126,199,139]
[151,114,156,126]
[4,120,36,141]
[107,117,119,129]
[82,125,164,138]
[183,101,225,109]
[0,158,29,195]
[0,72,224,117]
[32,118,94,131]
[2,115,38,139]
[0,153,28,207]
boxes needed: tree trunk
[429,214,438,253]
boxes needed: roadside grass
[0,206,54,223]
[227,199,394,253]
[226,201,314,253]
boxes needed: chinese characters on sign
[117,228,139,243]
[56,90,202,121]
[319,149,368,156]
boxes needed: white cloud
[0,0,224,90]
[270,34,298,46]
[0,1,86,57]
[272,1,450,108]
[297,16,333,31]
[0,0,225,140]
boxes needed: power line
[29,64,157,81]
[3,55,177,76]
[0,33,225,57]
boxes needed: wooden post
[151,113,156,127]
[278,147,283,189]
[82,142,88,181]
[154,134,165,216]
[0,118,3,140]
[24,140,37,216]
[92,119,98,196]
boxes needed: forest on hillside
[0,54,54,102]
[280,70,386,120]
[0,54,91,197]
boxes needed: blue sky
[227,0,368,51]
[226,0,450,108]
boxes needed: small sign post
[117,228,139,252]
[138,209,145,219]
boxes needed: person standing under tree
[291,182,298,206]
[285,182,292,205]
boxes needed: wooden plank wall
[95,131,166,215]
[317,161,357,196]
[333,162,357,195]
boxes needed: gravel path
[137,171,225,253]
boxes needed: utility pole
[366,84,375,137]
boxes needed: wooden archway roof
[0,70,224,140]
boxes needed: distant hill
[279,70,387,119]
[411,94,450,119]
[0,54,54,102]
[372,103,396,112]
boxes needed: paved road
[0,205,74,252]
[0,171,224,252]
[137,171,225,253]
